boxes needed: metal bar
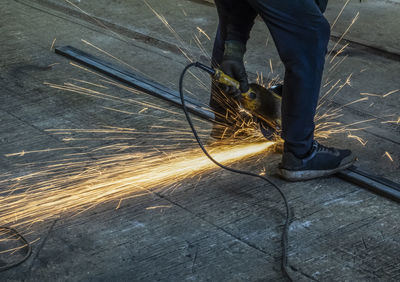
[55,46,215,122]
[337,166,400,202]
[55,45,400,203]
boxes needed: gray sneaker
[278,141,356,181]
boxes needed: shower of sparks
[1,141,274,230]
[6,56,383,235]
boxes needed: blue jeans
[211,0,330,157]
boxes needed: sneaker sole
[278,155,357,182]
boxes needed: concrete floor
[0,0,399,281]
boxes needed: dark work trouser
[211,0,330,157]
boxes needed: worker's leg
[247,0,330,157]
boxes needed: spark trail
[0,142,274,230]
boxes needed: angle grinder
[195,62,282,139]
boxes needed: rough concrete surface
[0,0,399,281]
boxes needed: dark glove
[220,40,249,96]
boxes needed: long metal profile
[55,45,400,203]
[337,166,400,202]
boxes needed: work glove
[220,40,249,97]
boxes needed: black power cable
[0,227,32,272]
[179,62,293,281]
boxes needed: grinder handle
[194,63,255,101]
[214,69,240,90]
[214,69,254,99]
